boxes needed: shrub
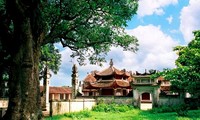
[92,103,107,112]
[92,103,134,112]
[148,105,174,113]
[175,104,189,116]
[149,104,189,117]
[64,110,91,119]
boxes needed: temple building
[132,70,160,110]
[82,59,133,96]
[81,59,181,110]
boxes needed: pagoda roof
[157,76,169,81]
[83,74,96,83]
[95,66,131,77]
[85,79,131,89]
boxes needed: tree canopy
[39,43,61,74]
[155,30,200,98]
[41,0,138,65]
[0,0,139,119]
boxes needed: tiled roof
[157,76,165,81]
[40,86,72,94]
[95,67,114,76]
[85,79,131,89]
[83,74,96,83]
[95,66,131,77]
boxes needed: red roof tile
[95,67,114,76]
[40,86,72,94]
[95,66,131,77]
[83,74,96,83]
[85,79,131,89]
[157,76,165,81]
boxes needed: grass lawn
[45,109,200,120]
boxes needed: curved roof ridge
[83,74,96,82]
[95,66,114,76]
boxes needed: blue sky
[48,0,200,87]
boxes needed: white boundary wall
[50,99,96,116]
[140,103,152,110]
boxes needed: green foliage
[148,105,175,113]
[42,0,139,65]
[149,104,189,116]
[92,103,134,112]
[154,30,200,98]
[175,104,189,117]
[1,0,139,118]
[0,0,4,11]
[39,43,61,74]
[64,110,91,119]
[45,109,200,120]
[2,72,9,81]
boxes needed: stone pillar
[43,67,51,111]
[63,94,66,100]
[71,64,78,99]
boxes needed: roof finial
[110,59,113,67]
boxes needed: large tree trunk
[2,18,42,120]
[2,0,43,119]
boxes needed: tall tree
[154,30,200,98]
[0,0,138,119]
[39,43,61,78]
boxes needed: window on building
[141,92,150,100]
[89,92,93,96]
[60,94,63,100]
[123,90,127,96]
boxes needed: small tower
[71,64,78,99]
[42,67,51,111]
[109,59,113,67]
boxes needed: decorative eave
[85,79,131,89]
[95,66,131,77]
[83,74,96,83]
[95,67,114,76]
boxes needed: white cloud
[125,25,178,72]
[49,48,73,86]
[50,25,179,87]
[138,0,178,17]
[50,47,106,86]
[166,15,173,24]
[180,0,200,43]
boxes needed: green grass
[45,104,200,120]
[45,109,200,120]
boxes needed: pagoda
[82,59,133,96]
